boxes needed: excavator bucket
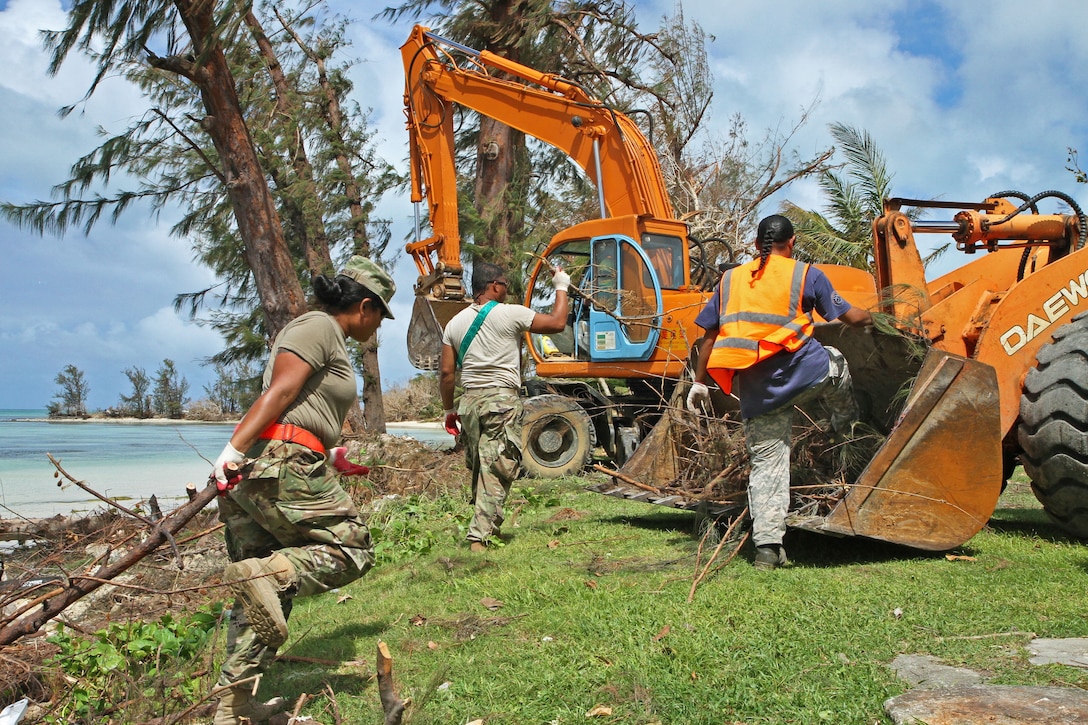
[613,405,683,489]
[407,296,469,371]
[809,348,1005,550]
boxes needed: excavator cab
[528,233,666,363]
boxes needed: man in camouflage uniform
[439,262,569,551]
[688,215,871,570]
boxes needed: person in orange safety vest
[688,214,872,570]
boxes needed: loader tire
[521,395,593,478]
[1018,311,1088,538]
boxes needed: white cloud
[5,0,1088,408]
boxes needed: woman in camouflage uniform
[209,256,396,724]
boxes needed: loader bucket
[407,295,469,370]
[812,349,1004,550]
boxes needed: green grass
[230,473,1088,725]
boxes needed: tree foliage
[118,366,152,418]
[203,360,260,416]
[49,364,90,418]
[0,0,396,430]
[381,0,831,283]
[152,358,189,419]
[1067,147,1087,184]
[381,0,702,281]
[781,122,919,269]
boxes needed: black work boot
[753,544,788,570]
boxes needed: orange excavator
[401,24,715,469]
[401,25,1088,550]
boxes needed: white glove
[551,266,571,292]
[687,382,710,413]
[213,442,246,487]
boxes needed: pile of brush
[646,404,887,522]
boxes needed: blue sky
[2,0,1087,409]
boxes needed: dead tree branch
[0,482,219,646]
[376,640,408,725]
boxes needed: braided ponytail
[751,214,795,278]
[753,227,774,278]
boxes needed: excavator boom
[401,25,685,368]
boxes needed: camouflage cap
[341,256,396,319]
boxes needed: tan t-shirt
[442,302,536,389]
[263,311,356,447]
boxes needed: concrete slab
[1027,638,1088,668]
[884,685,1088,725]
[889,654,987,689]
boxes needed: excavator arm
[401,25,682,368]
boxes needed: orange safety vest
[706,255,815,394]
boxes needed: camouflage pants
[459,387,523,544]
[744,346,858,547]
[217,439,375,686]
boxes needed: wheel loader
[400,26,1088,550]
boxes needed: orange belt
[257,422,326,454]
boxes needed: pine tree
[152,359,189,419]
[49,364,89,417]
[1,1,394,430]
[118,367,152,418]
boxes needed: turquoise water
[0,410,450,519]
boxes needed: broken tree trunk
[0,483,219,646]
[376,640,407,725]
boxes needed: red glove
[444,409,461,436]
[329,447,370,477]
[215,476,242,495]
[213,445,245,496]
[213,464,244,495]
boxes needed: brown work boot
[224,552,296,648]
[212,687,287,725]
[469,541,487,553]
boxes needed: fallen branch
[323,682,344,725]
[550,535,639,548]
[60,575,233,596]
[48,453,184,567]
[275,654,366,668]
[290,692,313,721]
[0,482,219,647]
[936,630,1037,642]
[161,674,263,725]
[688,507,749,603]
[592,464,662,494]
[47,454,158,525]
[376,640,408,725]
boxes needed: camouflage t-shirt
[262,311,356,447]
